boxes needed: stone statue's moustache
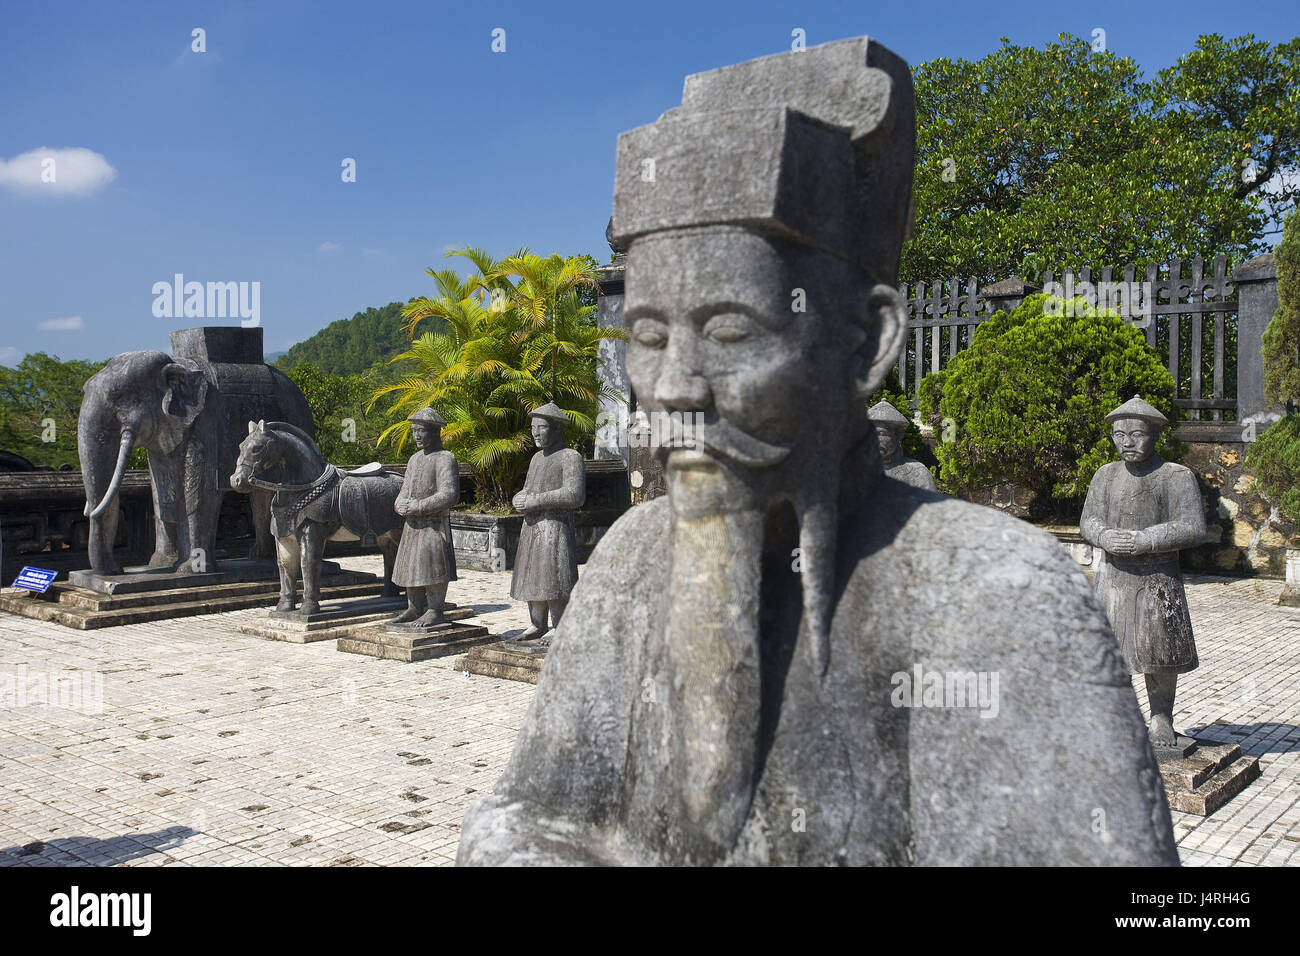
[657,411,791,469]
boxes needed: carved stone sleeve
[1140,467,1206,554]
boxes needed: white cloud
[0,147,116,196]
[318,241,343,254]
[37,316,84,332]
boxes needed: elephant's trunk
[86,429,135,518]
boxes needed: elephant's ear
[159,362,209,432]
[248,420,258,435]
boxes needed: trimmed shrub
[918,293,1181,516]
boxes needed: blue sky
[2,0,1297,364]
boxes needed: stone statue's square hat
[528,402,569,426]
[408,406,446,426]
[1104,395,1168,426]
[610,36,915,286]
[868,399,911,431]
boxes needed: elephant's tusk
[87,429,135,518]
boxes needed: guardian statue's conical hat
[408,406,446,426]
[868,400,911,431]
[1104,395,1168,426]
[528,402,569,426]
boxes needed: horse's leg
[275,533,299,612]
[299,521,326,616]
[379,531,400,597]
[249,488,273,561]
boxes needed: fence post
[982,276,1039,316]
[1233,253,1281,422]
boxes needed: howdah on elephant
[79,338,314,576]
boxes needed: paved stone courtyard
[1,556,1297,867]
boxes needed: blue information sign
[12,566,57,593]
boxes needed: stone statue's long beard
[662,442,847,859]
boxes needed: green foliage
[286,361,401,466]
[1252,210,1300,529]
[372,248,626,509]
[276,301,449,376]
[1247,415,1300,526]
[917,294,1181,514]
[865,367,926,460]
[1262,211,1300,406]
[0,352,107,469]
[904,32,1300,285]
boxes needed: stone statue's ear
[258,420,265,431]
[159,363,209,426]
[248,420,258,435]
[853,284,907,399]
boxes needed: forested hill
[275,299,447,376]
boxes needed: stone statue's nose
[655,336,711,411]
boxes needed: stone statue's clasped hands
[1101,529,1151,556]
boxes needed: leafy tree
[276,301,449,376]
[1248,210,1300,526]
[904,33,1300,285]
[372,249,625,508]
[1261,210,1300,407]
[285,361,399,466]
[0,352,108,468]
[918,294,1181,516]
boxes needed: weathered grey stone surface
[78,327,312,576]
[458,36,1177,867]
[1081,396,1207,754]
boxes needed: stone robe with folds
[1080,459,1204,675]
[510,447,585,602]
[391,449,458,588]
[458,443,1179,866]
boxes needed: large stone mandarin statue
[1081,396,1206,753]
[458,37,1177,866]
[390,407,460,629]
[869,400,937,490]
[510,403,586,644]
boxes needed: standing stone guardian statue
[458,37,1178,866]
[869,400,937,490]
[390,407,460,630]
[1081,396,1206,754]
[510,403,586,645]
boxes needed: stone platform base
[457,640,549,684]
[337,622,493,663]
[1159,740,1261,816]
[0,560,384,630]
[237,598,472,643]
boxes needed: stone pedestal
[337,620,494,663]
[1279,547,1300,607]
[1158,739,1261,816]
[236,596,473,643]
[1,559,383,629]
[457,640,549,684]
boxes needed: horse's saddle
[272,464,403,541]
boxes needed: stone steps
[0,562,388,630]
[456,641,548,684]
[338,622,494,662]
[241,602,473,644]
[1159,740,1262,816]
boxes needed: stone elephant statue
[78,348,314,575]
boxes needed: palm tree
[369,247,626,508]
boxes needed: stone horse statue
[230,420,403,615]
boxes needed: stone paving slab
[1,557,1297,867]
